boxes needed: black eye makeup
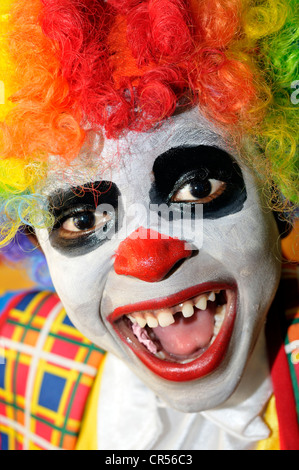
[48,181,121,256]
[150,145,247,219]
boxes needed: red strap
[266,292,299,450]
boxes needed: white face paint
[36,108,281,412]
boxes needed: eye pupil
[73,212,95,231]
[190,179,211,199]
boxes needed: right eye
[48,181,121,256]
[171,178,227,204]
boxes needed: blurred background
[0,262,34,296]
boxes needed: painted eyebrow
[151,145,242,190]
[149,145,247,218]
[48,181,122,257]
[48,181,118,219]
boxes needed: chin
[117,325,254,413]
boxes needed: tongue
[154,307,215,357]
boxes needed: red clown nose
[114,227,193,282]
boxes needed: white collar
[96,331,272,450]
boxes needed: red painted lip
[108,282,237,382]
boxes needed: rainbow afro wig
[0,0,298,260]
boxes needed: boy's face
[36,108,281,412]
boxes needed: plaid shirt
[0,290,105,450]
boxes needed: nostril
[161,257,187,280]
[114,227,193,282]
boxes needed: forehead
[42,109,231,195]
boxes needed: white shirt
[96,331,272,450]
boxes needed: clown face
[35,108,281,412]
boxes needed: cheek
[52,254,112,302]
[191,208,280,320]
[199,208,280,270]
[36,230,115,323]
[47,251,116,346]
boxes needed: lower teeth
[156,351,166,360]
[210,304,226,345]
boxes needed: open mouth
[108,282,237,382]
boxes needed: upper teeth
[156,309,175,327]
[195,296,207,310]
[127,290,222,329]
[182,301,194,318]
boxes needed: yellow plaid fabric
[0,290,105,450]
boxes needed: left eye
[61,210,111,236]
[171,178,226,203]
